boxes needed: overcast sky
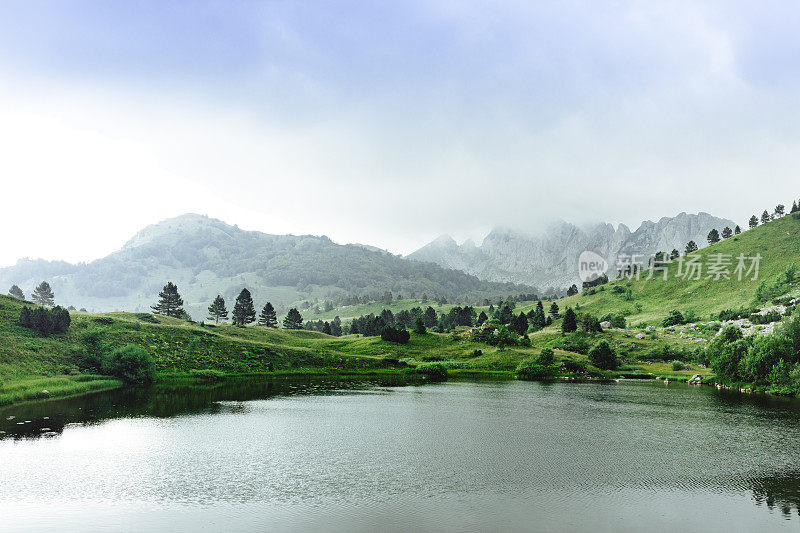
[1,1,799,266]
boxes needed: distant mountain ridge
[408,212,737,289]
[0,214,534,319]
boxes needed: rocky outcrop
[408,212,736,290]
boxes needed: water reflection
[0,374,413,440]
[752,471,800,519]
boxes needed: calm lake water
[2,376,800,532]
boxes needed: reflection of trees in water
[0,375,410,440]
[751,472,800,518]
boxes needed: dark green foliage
[707,229,720,244]
[749,215,759,229]
[19,305,70,335]
[8,285,24,300]
[561,308,577,333]
[588,341,617,370]
[663,310,685,327]
[755,266,797,303]
[549,302,559,317]
[510,312,529,335]
[438,306,477,331]
[477,311,488,325]
[258,302,278,327]
[685,240,698,254]
[103,344,156,384]
[734,225,741,235]
[537,348,555,366]
[409,362,448,381]
[380,326,410,344]
[282,307,303,329]
[550,336,589,355]
[423,306,438,328]
[515,359,557,380]
[580,313,603,333]
[413,314,427,334]
[601,313,626,328]
[721,227,733,239]
[762,210,771,225]
[232,289,256,326]
[151,282,185,318]
[671,360,686,371]
[31,281,54,307]
[207,295,228,324]
[670,249,680,260]
[749,311,783,325]
[567,284,579,296]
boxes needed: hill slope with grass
[537,214,800,325]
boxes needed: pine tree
[734,225,741,235]
[749,215,758,229]
[31,281,55,307]
[775,204,786,218]
[721,226,732,239]
[761,210,771,225]
[423,306,438,328]
[549,301,560,317]
[8,285,25,300]
[232,289,256,326]
[413,314,427,335]
[791,201,799,214]
[567,284,579,296]
[561,308,578,333]
[207,295,228,324]
[670,249,680,260]
[258,302,278,327]
[707,229,720,244]
[685,240,698,254]
[331,316,342,336]
[151,282,184,317]
[322,322,332,335]
[477,311,488,325]
[283,308,303,329]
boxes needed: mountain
[409,212,737,289]
[0,214,534,319]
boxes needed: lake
[2,376,800,532]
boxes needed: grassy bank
[0,374,122,407]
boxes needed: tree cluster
[19,306,71,336]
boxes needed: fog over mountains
[408,212,737,289]
[1,212,736,318]
[0,215,533,318]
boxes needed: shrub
[93,317,114,325]
[380,326,410,344]
[135,313,160,324]
[749,311,782,325]
[588,341,617,370]
[409,363,448,381]
[537,348,555,366]
[189,369,226,382]
[601,314,627,329]
[103,344,156,384]
[515,359,558,380]
[671,360,685,371]
[561,359,587,373]
[662,310,685,327]
[551,337,589,355]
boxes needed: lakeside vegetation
[2,200,799,406]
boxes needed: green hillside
[526,214,800,324]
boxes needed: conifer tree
[749,215,759,229]
[207,295,228,324]
[31,281,55,307]
[670,249,680,260]
[283,307,303,329]
[232,289,256,326]
[423,306,438,328]
[775,204,786,218]
[685,240,698,254]
[721,226,732,239]
[761,210,771,224]
[791,201,799,214]
[561,308,578,333]
[151,282,184,317]
[258,302,278,327]
[477,310,488,325]
[549,301,560,317]
[8,285,25,300]
[707,229,720,244]
[567,284,579,296]
[413,314,427,334]
[331,316,342,336]
[734,225,741,235]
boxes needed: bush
[135,313,160,324]
[103,344,156,384]
[19,306,71,336]
[515,359,558,380]
[561,359,587,373]
[551,336,589,355]
[380,326,410,344]
[671,360,685,371]
[409,363,448,381]
[537,348,555,366]
[662,310,685,327]
[189,369,226,382]
[588,341,617,370]
[601,314,627,329]
[749,311,783,325]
